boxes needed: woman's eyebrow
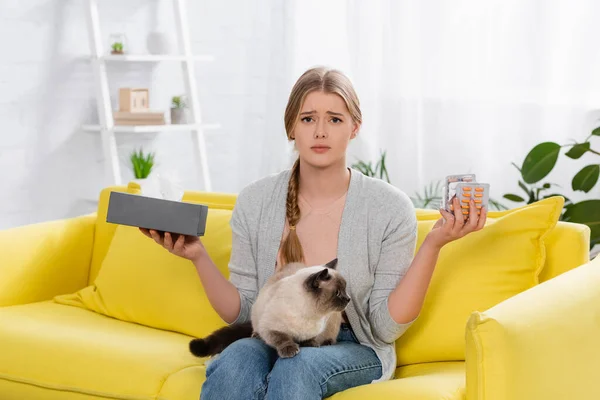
[299,110,344,116]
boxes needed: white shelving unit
[82,123,220,134]
[99,54,215,62]
[84,0,218,190]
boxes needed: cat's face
[302,258,351,313]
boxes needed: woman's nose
[314,120,327,138]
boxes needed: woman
[141,66,486,399]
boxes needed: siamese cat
[189,258,350,359]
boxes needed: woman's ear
[351,122,360,139]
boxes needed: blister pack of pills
[452,182,490,218]
[443,174,490,219]
[443,174,476,211]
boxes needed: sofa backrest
[540,221,590,282]
[89,185,590,287]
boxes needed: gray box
[106,191,209,236]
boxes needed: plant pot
[170,108,186,124]
[109,33,127,55]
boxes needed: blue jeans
[200,323,382,399]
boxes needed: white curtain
[251,0,600,207]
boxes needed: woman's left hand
[426,196,487,249]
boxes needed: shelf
[92,54,215,62]
[82,123,221,133]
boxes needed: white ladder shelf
[84,0,217,191]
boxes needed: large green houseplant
[503,127,600,249]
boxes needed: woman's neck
[298,160,350,205]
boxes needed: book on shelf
[113,110,165,126]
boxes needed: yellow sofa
[1,183,598,400]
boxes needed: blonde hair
[280,67,362,265]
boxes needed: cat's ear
[324,258,338,270]
[306,268,331,291]
[316,268,330,281]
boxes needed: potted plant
[111,42,124,55]
[170,95,187,124]
[109,33,126,55]
[129,148,155,181]
[503,126,600,251]
[351,150,390,183]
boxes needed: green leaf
[411,180,443,209]
[517,181,534,202]
[592,127,600,136]
[565,142,590,159]
[129,148,155,179]
[562,200,600,249]
[488,199,509,211]
[380,152,390,183]
[571,164,600,193]
[521,142,561,184]
[503,194,525,202]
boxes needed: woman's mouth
[311,146,330,154]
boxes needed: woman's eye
[301,117,313,123]
[331,117,342,123]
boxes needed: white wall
[0,0,294,229]
[1,0,600,232]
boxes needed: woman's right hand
[139,228,207,263]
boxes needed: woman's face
[292,90,359,170]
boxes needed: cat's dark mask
[303,259,350,312]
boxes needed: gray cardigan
[227,168,418,382]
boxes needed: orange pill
[475,187,484,192]
[475,193,483,197]
[463,192,472,197]
[461,199,470,203]
[463,187,472,191]
[462,210,469,214]
[461,204,469,209]
[475,199,482,203]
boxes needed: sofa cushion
[395,197,564,366]
[87,182,237,284]
[55,204,233,339]
[0,302,466,400]
[0,301,204,400]
[331,362,465,399]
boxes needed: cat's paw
[321,339,334,346]
[277,343,300,358]
[251,331,262,340]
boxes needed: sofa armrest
[0,213,96,307]
[465,256,600,400]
